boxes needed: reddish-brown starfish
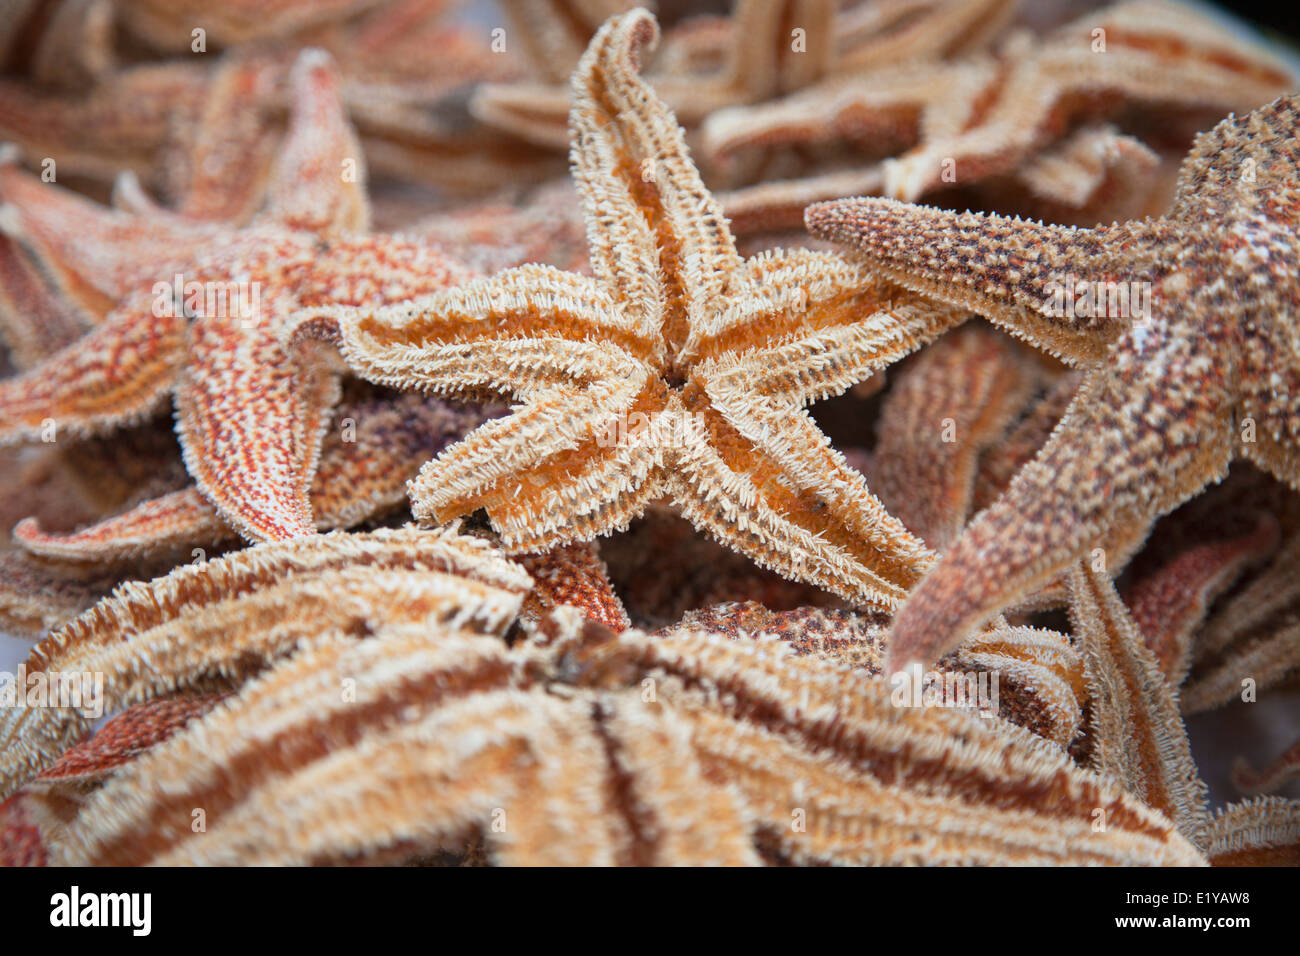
[0,49,471,543]
[808,93,1300,672]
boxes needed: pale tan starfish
[0,525,533,798]
[1067,562,1300,863]
[808,92,1300,673]
[18,603,1201,865]
[315,9,965,611]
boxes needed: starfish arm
[406,375,663,548]
[1203,797,1300,866]
[685,246,962,364]
[1068,564,1210,845]
[569,9,741,351]
[0,295,185,445]
[1232,739,1300,797]
[168,55,280,224]
[13,487,231,563]
[176,307,341,542]
[258,49,370,237]
[871,326,1036,548]
[669,385,934,610]
[691,251,969,404]
[0,238,100,369]
[806,197,1139,366]
[332,265,659,387]
[1237,334,1300,494]
[886,318,1235,671]
[0,552,121,638]
[517,542,631,633]
[0,162,221,305]
[0,527,531,797]
[0,63,207,186]
[1125,512,1278,682]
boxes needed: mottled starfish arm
[1233,739,1300,797]
[0,238,99,369]
[13,393,486,563]
[806,197,1144,366]
[13,488,232,563]
[886,318,1234,671]
[871,326,1035,548]
[0,293,185,445]
[258,49,370,237]
[1125,512,1279,682]
[1068,564,1210,846]
[0,162,220,304]
[177,307,342,542]
[167,54,279,224]
[517,542,630,633]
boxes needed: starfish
[1067,561,1300,863]
[473,0,1017,151]
[0,3,556,200]
[10,389,497,564]
[1180,527,1300,714]
[0,49,474,544]
[704,0,1292,207]
[0,524,533,797]
[869,324,1039,550]
[1125,510,1279,682]
[13,599,1199,865]
[654,599,1084,747]
[807,92,1300,672]
[316,8,966,612]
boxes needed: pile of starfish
[0,0,1297,866]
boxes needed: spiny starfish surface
[0,48,472,543]
[319,9,966,610]
[808,92,1300,672]
[13,602,1202,866]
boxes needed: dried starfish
[870,324,1038,550]
[319,9,964,612]
[1068,563,1209,845]
[1125,511,1279,682]
[474,0,1017,151]
[705,1,1292,204]
[1181,527,1300,714]
[0,525,532,798]
[11,390,497,564]
[26,605,1200,865]
[655,600,1084,747]
[0,49,473,543]
[1066,562,1300,864]
[809,92,1300,672]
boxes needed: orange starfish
[319,9,963,611]
[0,49,471,543]
[808,93,1300,672]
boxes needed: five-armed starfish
[807,93,1300,671]
[0,48,471,542]
[319,8,966,611]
